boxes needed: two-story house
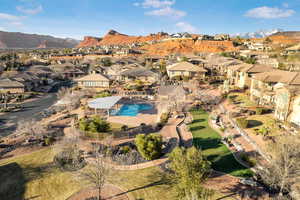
[167,62,207,80]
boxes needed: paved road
[0,92,58,137]
[0,81,74,137]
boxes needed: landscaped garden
[245,114,281,137]
[78,116,125,140]
[189,108,253,177]
[228,92,256,108]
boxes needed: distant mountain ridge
[0,31,80,49]
[233,29,284,38]
[271,31,300,39]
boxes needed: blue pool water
[114,104,153,116]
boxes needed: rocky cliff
[141,39,237,55]
[76,36,102,47]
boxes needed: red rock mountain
[77,30,238,54]
[142,40,238,55]
[76,36,102,48]
[77,30,169,47]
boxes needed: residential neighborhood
[0,1,300,200]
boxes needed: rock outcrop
[141,40,237,55]
[77,36,102,47]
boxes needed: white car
[240,178,257,187]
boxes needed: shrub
[94,91,111,98]
[135,134,163,160]
[160,112,170,124]
[79,116,111,133]
[120,145,131,154]
[44,137,55,146]
[182,76,190,82]
[240,153,257,167]
[79,118,89,131]
[236,117,249,128]
[54,148,86,171]
[121,125,129,131]
[255,107,263,115]
[258,126,269,136]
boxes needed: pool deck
[107,105,158,127]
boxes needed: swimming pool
[113,103,153,116]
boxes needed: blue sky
[0,0,299,39]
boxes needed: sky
[0,0,300,39]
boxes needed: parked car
[240,178,258,187]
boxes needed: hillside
[272,31,300,39]
[0,31,79,49]
[77,30,169,47]
[141,39,237,55]
[269,31,300,45]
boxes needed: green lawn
[0,148,81,200]
[228,92,256,108]
[189,109,253,177]
[0,147,234,200]
[245,114,281,136]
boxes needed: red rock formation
[141,39,238,56]
[77,30,168,47]
[77,36,102,47]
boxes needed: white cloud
[16,5,43,15]
[10,21,24,27]
[0,27,7,31]
[135,0,175,8]
[282,3,289,8]
[145,7,186,19]
[176,22,198,33]
[0,13,24,27]
[245,6,295,19]
[0,13,22,21]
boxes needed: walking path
[218,101,270,162]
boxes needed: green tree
[135,134,163,160]
[101,58,112,67]
[264,37,272,44]
[159,60,167,75]
[168,147,213,200]
[181,56,189,62]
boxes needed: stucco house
[274,84,300,127]
[167,62,207,80]
[250,71,300,106]
[120,67,158,84]
[285,43,300,55]
[228,64,274,89]
[257,58,279,69]
[75,71,110,90]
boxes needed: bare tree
[15,119,47,138]
[78,152,110,200]
[58,88,86,112]
[257,135,300,197]
[57,87,70,99]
